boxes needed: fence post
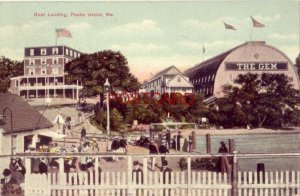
[127,155,133,196]
[206,134,211,154]
[228,139,235,153]
[58,157,66,187]
[187,156,191,196]
[143,157,148,185]
[24,157,32,195]
[231,151,238,196]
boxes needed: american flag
[56,28,72,38]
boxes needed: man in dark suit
[148,141,158,171]
[158,144,169,166]
[165,129,171,150]
[1,169,17,185]
[176,131,183,151]
[161,161,172,196]
[132,161,143,184]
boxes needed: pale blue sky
[0,1,299,81]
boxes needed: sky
[0,1,299,82]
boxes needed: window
[41,68,46,75]
[41,48,47,55]
[74,52,77,58]
[41,58,46,65]
[53,58,58,64]
[29,59,35,65]
[211,74,215,81]
[78,53,81,58]
[29,68,35,75]
[52,68,58,74]
[177,76,181,82]
[70,50,73,57]
[12,135,17,153]
[30,49,34,56]
[65,58,69,63]
[66,48,69,55]
[52,47,59,55]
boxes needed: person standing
[171,135,176,150]
[161,161,172,196]
[81,127,87,141]
[148,141,158,171]
[111,138,120,162]
[217,141,229,174]
[165,129,171,150]
[158,144,169,166]
[1,169,17,185]
[176,131,183,151]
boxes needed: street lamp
[104,78,111,137]
[2,107,13,156]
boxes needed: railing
[70,111,94,128]
[1,152,297,196]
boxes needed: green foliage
[179,158,218,171]
[93,108,124,132]
[65,50,140,96]
[217,73,300,128]
[0,56,23,93]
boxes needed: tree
[93,108,124,133]
[0,56,23,93]
[65,50,140,96]
[220,73,300,128]
[295,54,300,77]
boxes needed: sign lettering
[225,62,288,71]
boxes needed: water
[196,132,300,171]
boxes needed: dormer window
[30,49,34,56]
[41,48,47,55]
[52,47,59,55]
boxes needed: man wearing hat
[132,161,143,196]
[161,161,172,196]
[1,169,17,185]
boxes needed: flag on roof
[224,22,236,30]
[56,28,72,38]
[250,16,265,28]
[202,45,205,54]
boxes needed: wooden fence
[11,153,300,196]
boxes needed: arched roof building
[184,41,300,98]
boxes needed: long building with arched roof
[184,41,300,99]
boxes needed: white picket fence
[25,171,230,196]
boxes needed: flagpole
[250,17,254,41]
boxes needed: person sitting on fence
[1,169,17,185]
[90,138,100,152]
[148,141,158,171]
[158,144,169,167]
[217,141,229,174]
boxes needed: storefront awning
[38,131,66,139]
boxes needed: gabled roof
[149,65,182,82]
[167,74,193,88]
[0,94,53,133]
[184,42,251,78]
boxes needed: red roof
[0,94,53,133]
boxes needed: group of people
[110,137,128,162]
[1,158,26,195]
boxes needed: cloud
[68,22,91,31]
[101,20,162,38]
[269,33,297,41]
[111,43,168,55]
[182,17,238,30]
[247,14,281,24]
